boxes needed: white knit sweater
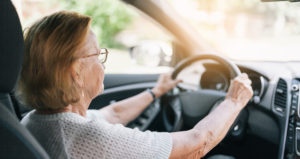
[21,110,172,159]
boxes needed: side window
[18,0,173,74]
[104,10,173,74]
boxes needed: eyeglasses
[82,48,109,63]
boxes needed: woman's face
[79,31,105,99]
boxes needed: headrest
[0,0,24,93]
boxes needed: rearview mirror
[261,0,300,2]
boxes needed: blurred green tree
[59,0,136,48]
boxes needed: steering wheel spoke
[162,92,183,132]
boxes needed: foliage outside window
[59,0,136,48]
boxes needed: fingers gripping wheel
[163,54,242,132]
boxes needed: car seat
[0,0,49,158]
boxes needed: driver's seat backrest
[0,103,49,159]
[0,0,49,158]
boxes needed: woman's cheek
[96,64,105,93]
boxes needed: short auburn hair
[19,11,91,110]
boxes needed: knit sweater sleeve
[67,119,172,159]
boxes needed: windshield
[168,0,300,61]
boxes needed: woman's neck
[36,96,91,117]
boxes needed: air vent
[274,78,287,113]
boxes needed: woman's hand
[152,73,182,98]
[226,73,253,108]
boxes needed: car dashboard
[221,61,300,159]
[237,62,300,159]
[176,60,300,159]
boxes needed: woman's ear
[71,60,84,88]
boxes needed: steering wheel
[162,54,248,136]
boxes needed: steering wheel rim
[172,54,241,80]
[163,54,242,132]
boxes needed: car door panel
[90,74,159,109]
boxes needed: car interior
[2,0,300,159]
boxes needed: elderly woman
[19,11,253,159]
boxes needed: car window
[16,0,173,74]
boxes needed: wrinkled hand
[226,73,253,107]
[152,73,182,98]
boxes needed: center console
[285,79,300,159]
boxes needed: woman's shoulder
[86,109,105,121]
